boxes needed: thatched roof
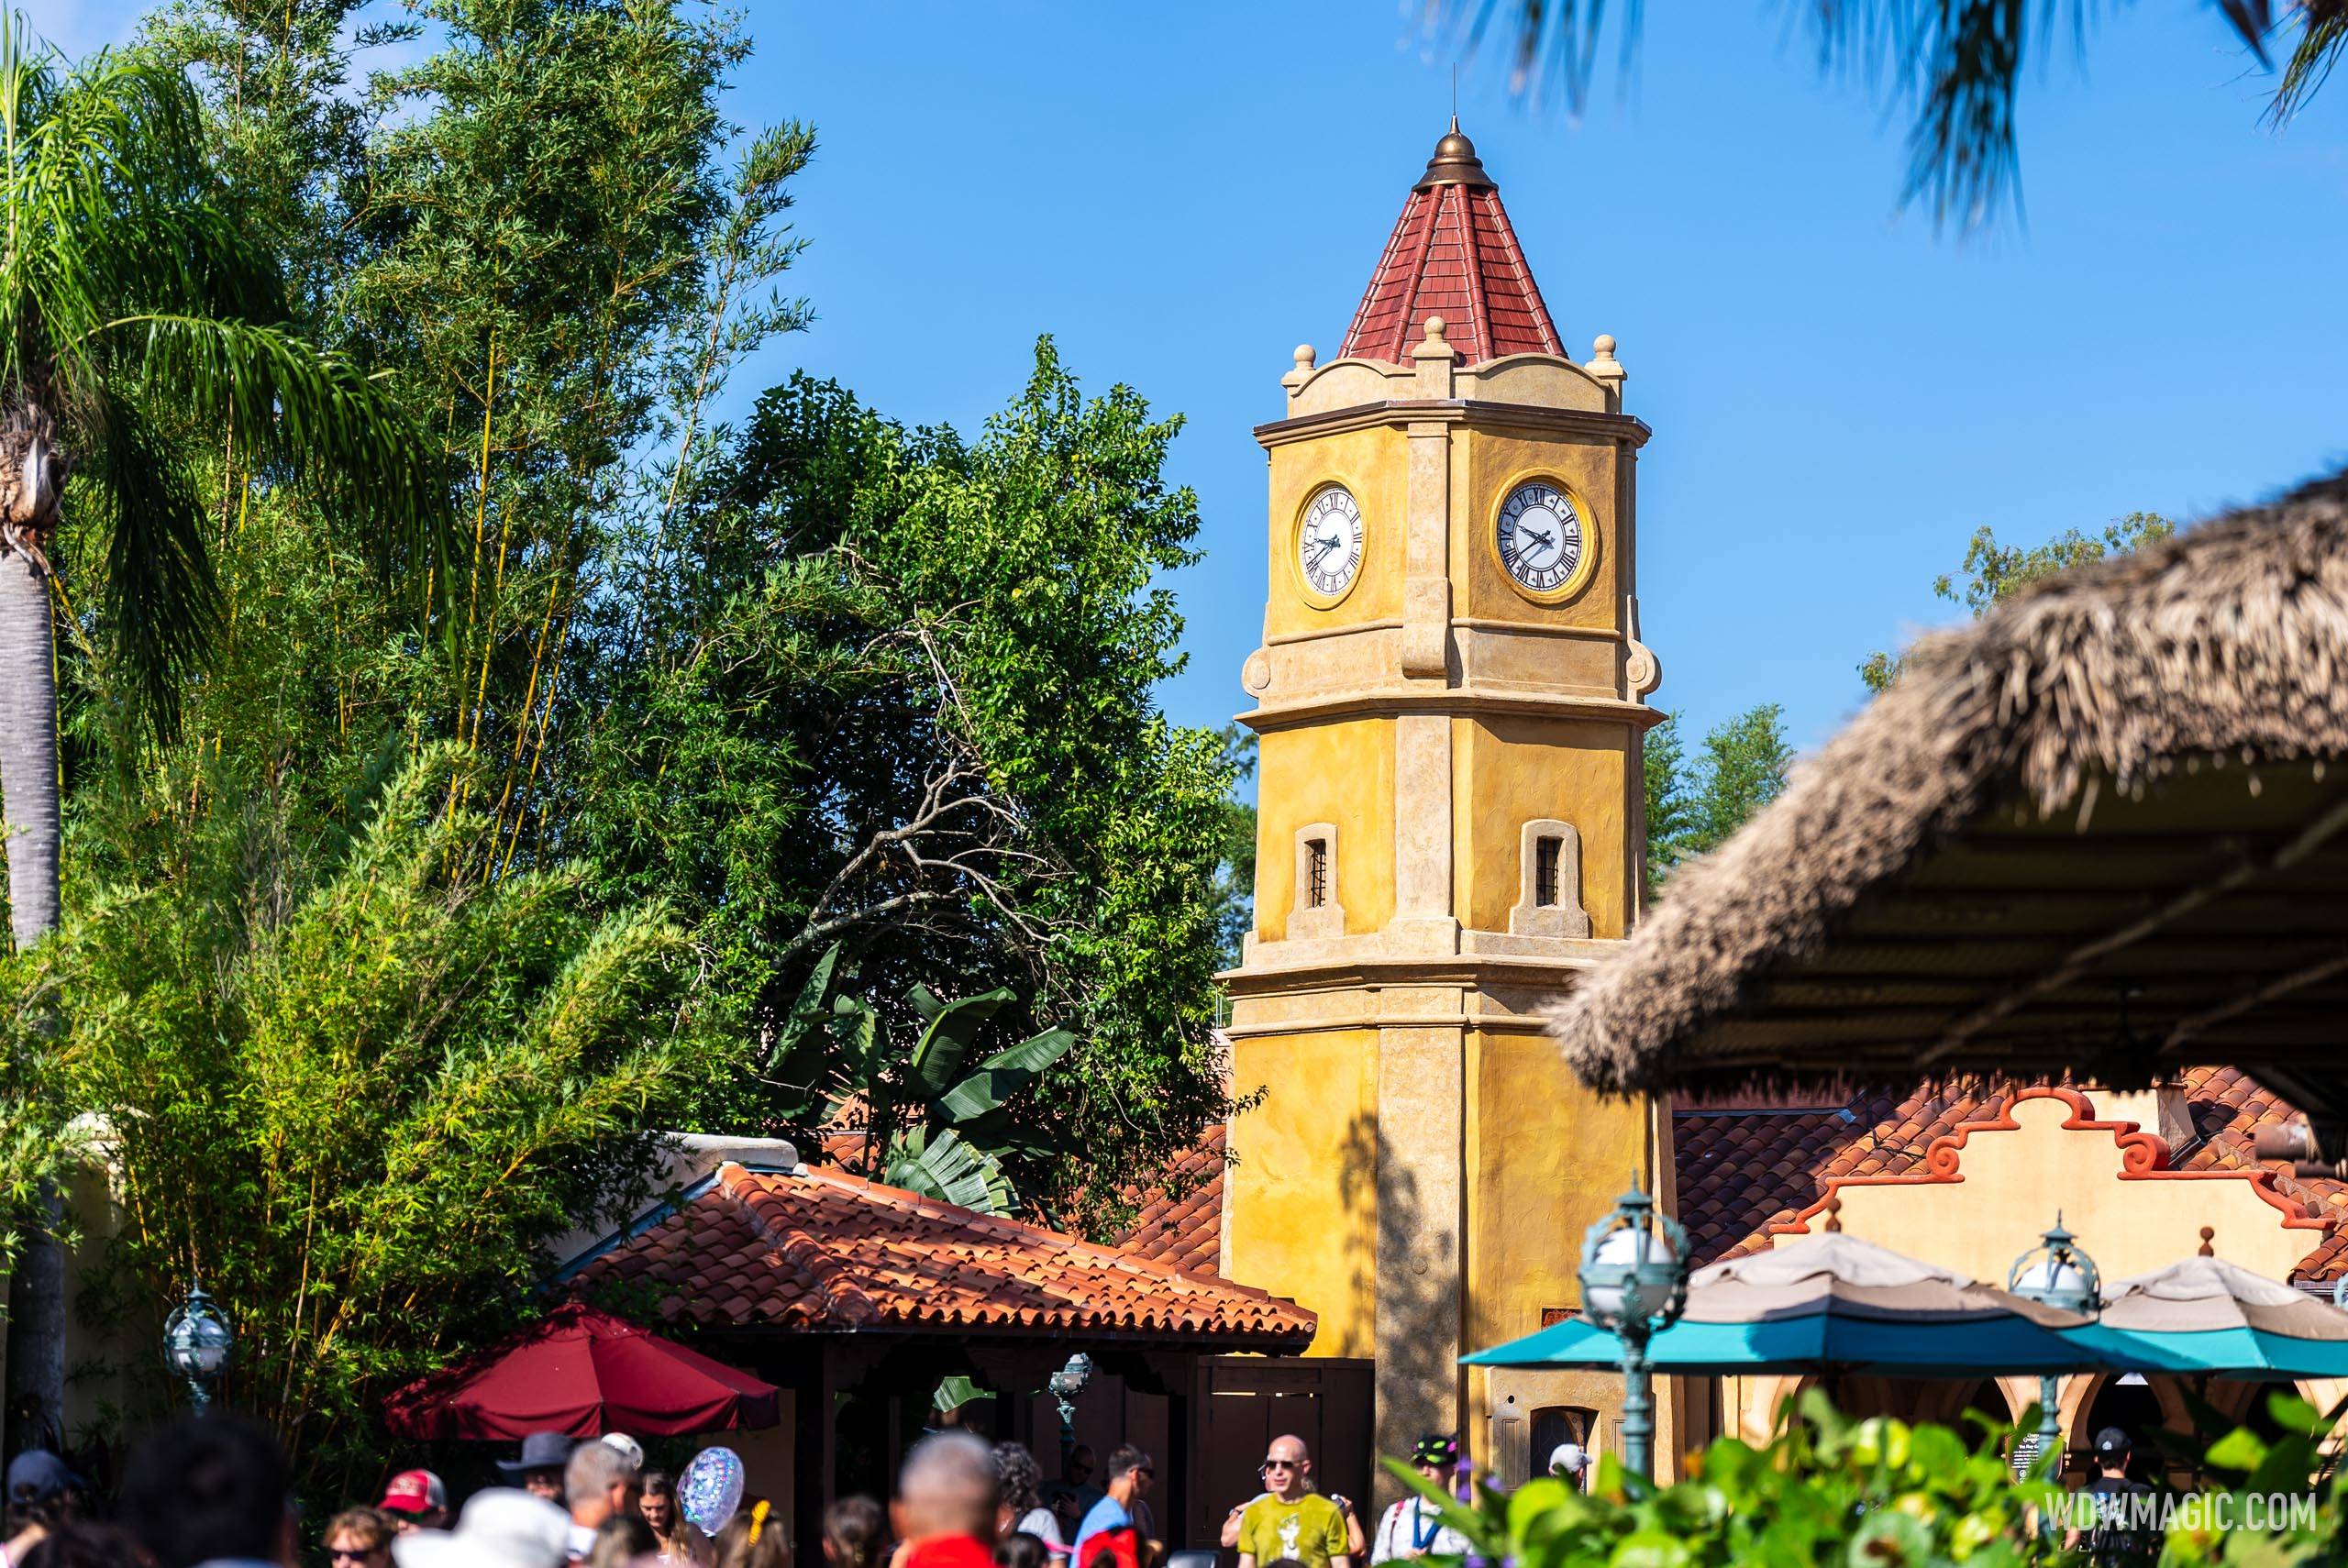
[1554,468,2348,1113]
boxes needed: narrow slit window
[1535,835,1563,907]
[1306,837,1330,909]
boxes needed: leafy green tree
[1436,2,2337,228]
[139,0,814,863]
[1860,512,2174,691]
[0,14,448,1447]
[1213,724,1258,969]
[1645,703,1793,889]
[27,748,686,1498]
[1641,712,1694,900]
[578,348,1237,1230]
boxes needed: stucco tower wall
[1224,323,1668,1490]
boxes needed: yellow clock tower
[1223,124,1670,1478]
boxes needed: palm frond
[75,384,216,738]
[0,24,262,409]
[92,313,449,592]
[1435,0,2329,233]
[2272,1,2348,122]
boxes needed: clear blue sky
[38,1,2348,761]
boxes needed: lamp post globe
[2007,1215,2101,1498]
[1577,1177,1688,1482]
[1047,1352,1092,1463]
[163,1282,233,1412]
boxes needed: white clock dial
[1298,485,1364,600]
[1497,480,1586,595]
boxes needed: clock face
[1297,485,1365,601]
[1497,480,1587,595]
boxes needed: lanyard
[1409,1501,1441,1553]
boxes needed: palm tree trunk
[0,548,66,1454]
[0,551,58,939]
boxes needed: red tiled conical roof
[1338,121,1565,368]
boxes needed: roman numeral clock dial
[1497,480,1589,598]
[1296,484,1364,602]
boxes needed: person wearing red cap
[378,1474,449,1534]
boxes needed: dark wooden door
[1189,1357,1374,1552]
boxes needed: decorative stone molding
[1241,647,1273,694]
[1509,819,1592,939]
[1290,822,1345,941]
[1586,333,1625,414]
[1623,594,1662,700]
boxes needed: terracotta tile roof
[1338,132,1563,368]
[1115,1126,1225,1277]
[2170,1066,2348,1224]
[2291,1228,2348,1286]
[567,1162,1313,1345]
[1675,1068,2347,1264]
[1673,1101,1877,1266]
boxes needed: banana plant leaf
[883,1125,1013,1214]
[907,987,1015,1101]
[938,1026,1076,1122]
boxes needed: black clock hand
[1522,526,1555,558]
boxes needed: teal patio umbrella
[1467,1231,2158,1377]
[2068,1255,2348,1380]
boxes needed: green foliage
[1860,513,2176,693]
[579,349,1237,1230]
[1213,724,1257,970]
[785,951,1076,1216]
[1644,703,1792,890]
[1393,1394,2057,1565]
[24,747,688,1498]
[0,9,448,734]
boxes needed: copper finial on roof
[1415,116,1494,190]
[1822,1192,1844,1232]
[2199,1225,2217,1257]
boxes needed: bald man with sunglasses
[1230,1437,1353,1568]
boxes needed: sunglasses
[329,1551,380,1563]
[1258,1459,1298,1473]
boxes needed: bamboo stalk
[453,336,497,750]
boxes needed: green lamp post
[2007,1216,2100,1487]
[1577,1177,1689,1480]
[163,1280,234,1413]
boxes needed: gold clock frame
[1290,480,1368,610]
[1488,470,1598,604]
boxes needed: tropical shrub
[1397,1391,2348,1564]
[11,748,691,1498]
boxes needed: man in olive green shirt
[1235,1435,1353,1568]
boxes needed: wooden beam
[1918,795,2348,1066]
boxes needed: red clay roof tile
[1114,1126,1226,1277]
[570,1161,1312,1345]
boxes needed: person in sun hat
[498,1434,575,1506]
[393,1491,571,1568]
[380,1473,451,1534]
[1368,1436,1466,1562]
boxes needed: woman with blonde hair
[714,1501,790,1568]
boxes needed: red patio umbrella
[382,1301,780,1440]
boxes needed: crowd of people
[0,1413,1603,1568]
